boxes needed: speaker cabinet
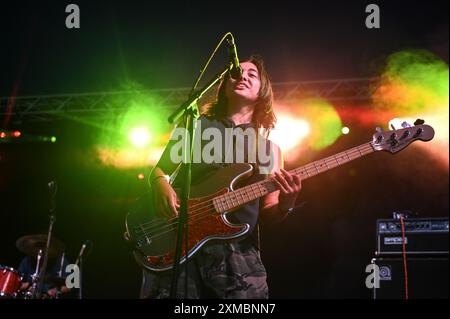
[372,257,449,299]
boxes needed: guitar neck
[213,142,375,213]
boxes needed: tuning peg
[401,121,412,128]
[414,119,425,126]
[375,127,384,133]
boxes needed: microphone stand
[78,254,83,299]
[29,249,43,299]
[168,64,233,299]
[75,241,91,299]
[33,181,58,299]
[54,252,65,299]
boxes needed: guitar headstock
[371,119,435,153]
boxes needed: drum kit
[0,266,22,299]
[2,181,89,299]
[0,234,67,299]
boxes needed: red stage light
[12,131,21,138]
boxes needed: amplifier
[376,217,449,256]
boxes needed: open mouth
[235,83,248,89]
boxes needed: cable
[400,215,409,299]
[189,32,233,96]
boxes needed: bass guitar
[125,121,434,272]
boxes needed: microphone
[226,36,242,80]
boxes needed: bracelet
[150,175,168,185]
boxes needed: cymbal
[16,234,65,259]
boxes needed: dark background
[0,0,448,298]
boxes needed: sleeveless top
[159,115,276,248]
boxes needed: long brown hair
[204,55,276,135]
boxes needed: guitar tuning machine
[401,121,412,128]
[374,127,385,144]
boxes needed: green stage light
[129,127,151,148]
[94,82,173,169]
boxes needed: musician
[18,254,72,298]
[142,55,302,298]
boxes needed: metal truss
[1,77,380,123]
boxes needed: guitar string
[134,146,376,243]
[133,143,375,238]
[134,142,374,233]
[133,143,375,241]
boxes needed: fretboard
[212,142,375,213]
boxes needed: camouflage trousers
[140,240,268,299]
